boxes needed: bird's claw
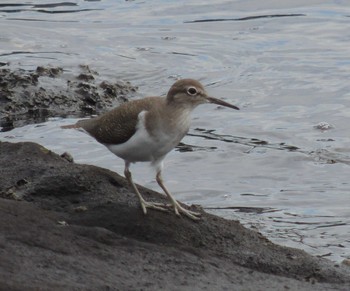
[140,200,169,214]
[164,202,201,220]
[139,199,201,221]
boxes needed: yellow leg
[124,163,168,214]
[156,170,201,221]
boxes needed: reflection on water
[184,13,306,23]
[1,0,350,262]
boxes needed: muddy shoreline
[0,140,350,290]
[0,66,350,290]
[0,65,137,131]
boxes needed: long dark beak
[206,96,240,110]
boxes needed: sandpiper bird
[62,79,239,220]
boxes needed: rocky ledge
[0,65,137,131]
[0,140,349,290]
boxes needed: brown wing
[77,97,161,145]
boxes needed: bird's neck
[145,99,193,138]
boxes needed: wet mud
[0,65,137,131]
[0,141,350,290]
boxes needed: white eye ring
[187,86,198,96]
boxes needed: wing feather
[77,97,161,145]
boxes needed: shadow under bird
[62,79,239,220]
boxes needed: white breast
[105,110,190,163]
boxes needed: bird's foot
[140,199,168,215]
[139,197,201,220]
[166,201,201,221]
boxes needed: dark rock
[0,65,138,131]
[0,141,349,290]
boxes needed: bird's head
[166,79,239,110]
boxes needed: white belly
[105,111,188,163]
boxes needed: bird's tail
[61,123,80,129]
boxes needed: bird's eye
[187,87,198,96]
